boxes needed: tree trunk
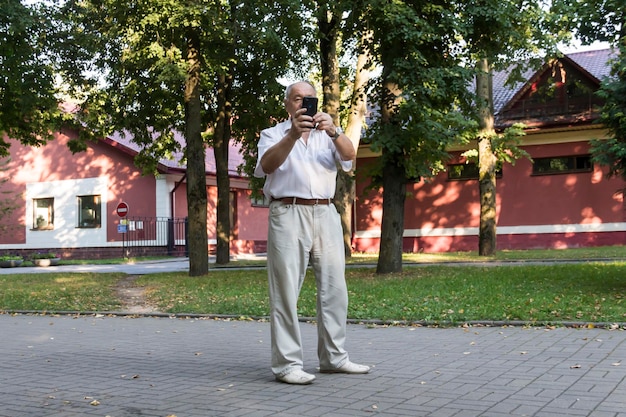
[476,57,497,256]
[318,6,353,255]
[319,9,371,257]
[214,72,232,265]
[318,6,340,123]
[377,78,405,274]
[184,29,209,276]
[334,170,354,256]
[338,30,372,257]
[377,155,405,273]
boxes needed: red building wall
[1,129,158,252]
[354,139,626,253]
[235,190,269,253]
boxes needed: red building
[0,127,268,258]
[353,49,626,253]
[1,48,623,258]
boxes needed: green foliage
[0,254,22,261]
[61,0,311,174]
[461,0,559,72]
[363,0,476,186]
[590,43,626,181]
[30,252,59,260]
[463,123,531,166]
[230,0,316,189]
[58,0,313,271]
[550,0,625,46]
[0,0,68,155]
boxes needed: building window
[33,198,54,230]
[532,155,592,175]
[448,163,502,181]
[78,195,101,228]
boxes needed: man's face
[285,82,316,118]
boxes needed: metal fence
[121,216,188,258]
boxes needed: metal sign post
[116,202,129,258]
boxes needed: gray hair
[284,80,316,99]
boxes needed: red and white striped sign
[116,202,129,217]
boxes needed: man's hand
[289,107,316,140]
[312,112,336,137]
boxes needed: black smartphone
[302,96,318,117]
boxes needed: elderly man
[254,81,370,385]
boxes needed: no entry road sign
[116,202,129,218]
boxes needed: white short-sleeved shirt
[254,119,353,199]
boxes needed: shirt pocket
[316,149,336,171]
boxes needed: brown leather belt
[274,197,333,205]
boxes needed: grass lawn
[136,262,626,325]
[0,273,124,312]
[1,246,625,326]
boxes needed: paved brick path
[1,314,624,417]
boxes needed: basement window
[448,163,502,181]
[532,155,592,175]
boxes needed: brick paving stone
[1,315,625,417]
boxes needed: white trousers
[267,201,349,376]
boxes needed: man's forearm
[260,134,298,174]
[332,132,356,161]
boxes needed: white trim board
[355,222,626,239]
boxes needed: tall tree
[316,1,371,257]
[208,1,310,265]
[364,0,475,273]
[62,0,221,275]
[458,0,556,256]
[62,0,307,275]
[0,0,67,155]
[475,57,498,255]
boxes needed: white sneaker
[276,369,316,385]
[320,361,370,374]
